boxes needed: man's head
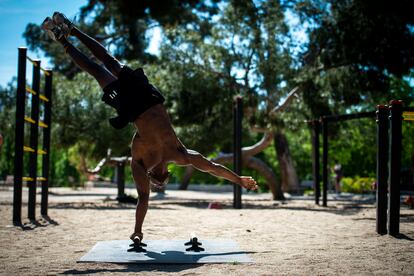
[148,170,169,189]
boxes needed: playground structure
[309,100,413,236]
[13,47,53,224]
[309,111,376,206]
[376,101,414,235]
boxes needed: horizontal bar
[37,149,47,155]
[39,94,50,102]
[26,55,38,65]
[38,121,48,128]
[24,116,36,124]
[22,176,47,182]
[24,117,48,128]
[321,111,376,122]
[23,146,35,152]
[26,56,51,76]
[404,117,414,121]
[403,111,414,116]
[39,67,51,76]
[23,146,47,154]
[25,86,37,95]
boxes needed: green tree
[0,82,16,179]
[294,0,414,115]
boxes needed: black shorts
[102,66,165,128]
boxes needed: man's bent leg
[71,27,122,76]
[130,159,150,240]
[58,37,116,88]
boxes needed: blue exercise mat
[79,239,253,264]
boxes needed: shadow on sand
[13,215,59,230]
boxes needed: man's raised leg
[70,27,123,76]
[52,12,122,76]
[57,37,116,88]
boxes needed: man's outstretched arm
[175,149,258,190]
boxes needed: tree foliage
[2,0,412,186]
[295,0,414,116]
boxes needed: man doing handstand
[42,12,257,244]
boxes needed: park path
[0,186,413,275]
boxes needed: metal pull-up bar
[13,47,53,224]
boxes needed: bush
[341,177,375,194]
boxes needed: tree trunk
[274,130,299,193]
[179,166,195,190]
[245,156,284,200]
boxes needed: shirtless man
[42,12,257,244]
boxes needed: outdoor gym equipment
[233,96,243,209]
[13,47,53,224]
[309,100,413,236]
[309,111,376,206]
[376,100,414,236]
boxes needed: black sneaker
[52,12,74,36]
[41,17,64,41]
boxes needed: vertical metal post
[312,120,321,205]
[233,96,242,209]
[376,105,388,234]
[41,70,52,216]
[117,162,125,199]
[13,47,27,224]
[28,60,41,221]
[322,118,328,207]
[388,100,402,236]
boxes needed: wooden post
[13,47,27,224]
[322,118,328,207]
[312,120,321,205]
[233,96,242,209]
[41,70,52,216]
[388,100,403,236]
[116,162,125,199]
[376,105,388,234]
[28,59,41,221]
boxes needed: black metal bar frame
[116,161,126,199]
[13,48,27,224]
[313,111,376,207]
[388,100,403,236]
[322,118,328,207]
[311,120,321,205]
[13,47,53,223]
[27,59,41,220]
[41,70,53,216]
[376,105,388,234]
[233,96,242,209]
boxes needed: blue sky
[0,0,162,87]
[0,0,88,86]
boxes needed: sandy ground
[0,185,413,275]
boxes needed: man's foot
[240,176,258,190]
[41,17,65,41]
[130,232,143,243]
[52,12,74,36]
